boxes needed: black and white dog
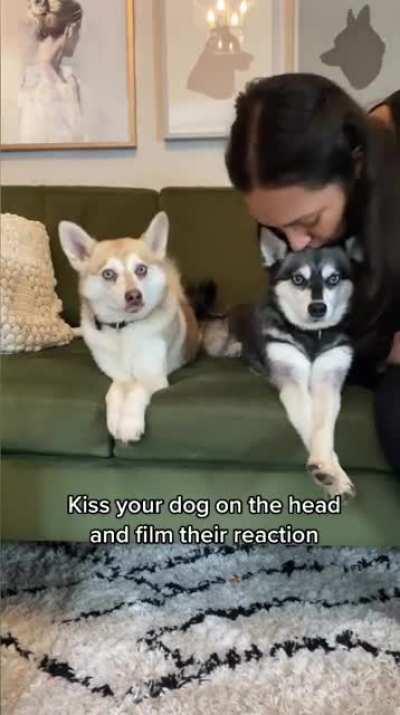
[203,227,362,500]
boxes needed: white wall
[1,0,230,190]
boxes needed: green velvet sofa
[2,186,399,546]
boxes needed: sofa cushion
[114,355,388,472]
[2,333,387,471]
[160,187,266,310]
[2,340,112,458]
[1,213,75,353]
[1,186,160,326]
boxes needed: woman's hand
[387,332,400,365]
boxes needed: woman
[370,90,400,143]
[225,74,400,472]
[19,0,83,143]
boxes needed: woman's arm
[369,94,400,365]
[370,103,394,129]
[369,90,400,139]
[388,332,400,365]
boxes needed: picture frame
[282,0,400,106]
[160,0,286,140]
[1,0,136,151]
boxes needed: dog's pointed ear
[59,221,96,272]
[347,9,356,26]
[259,227,288,267]
[143,212,169,260]
[345,236,364,263]
[358,5,370,25]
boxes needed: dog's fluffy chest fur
[81,299,186,382]
[248,302,351,371]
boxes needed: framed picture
[1,0,136,151]
[283,0,400,106]
[160,0,286,139]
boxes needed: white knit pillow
[1,213,75,353]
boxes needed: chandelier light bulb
[207,8,216,26]
[205,0,252,44]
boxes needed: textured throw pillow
[1,213,75,353]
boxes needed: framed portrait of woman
[1,0,136,150]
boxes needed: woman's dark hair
[226,73,370,191]
[226,74,400,364]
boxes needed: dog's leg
[267,343,312,450]
[118,376,168,444]
[307,345,355,499]
[105,381,125,439]
[279,382,312,450]
[117,340,168,444]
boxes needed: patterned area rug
[1,543,400,715]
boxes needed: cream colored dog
[59,212,199,443]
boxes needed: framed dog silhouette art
[283,0,400,106]
[159,0,286,139]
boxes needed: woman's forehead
[245,184,342,225]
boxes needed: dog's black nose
[308,302,327,319]
[125,289,142,305]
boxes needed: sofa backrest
[2,186,159,325]
[160,188,265,312]
[2,185,265,325]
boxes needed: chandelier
[204,0,254,53]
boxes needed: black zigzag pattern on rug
[3,627,399,706]
[131,630,400,704]
[135,630,400,703]
[2,549,391,622]
[2,545,399,708]
[139,587,400,645]
[61,583,400,627]
[1,634,114,699]
[1,546,393,600]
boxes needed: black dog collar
[94,316,129,331]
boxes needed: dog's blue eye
[292,274,306,287]
[135,263,148,278]
[326,273,340,287]
[102,269,117,281]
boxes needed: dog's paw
[106,383,124,439]
[307,457,356,502]
[324,477,356,503]
[225,339,242,358]
[106,401,123,440]
[117,412,145,444]
[330,455,357,502]
[307,457,336,486]
[307,461,335,486]
[106,410,120,440]
[339,483,357,505]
